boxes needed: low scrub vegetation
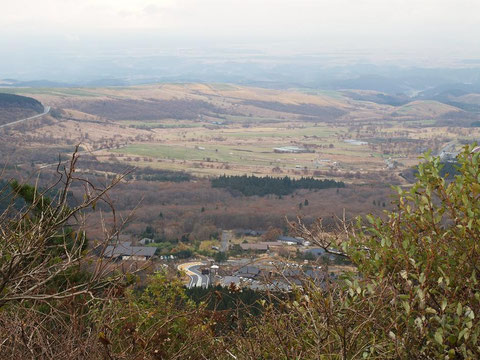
[0,145,479,359]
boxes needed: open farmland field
[107,122,391,179]
[1,83,479,184]
[2,82,480,249]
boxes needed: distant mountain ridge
[0,78,127,88]
[3,69,480,125]
[0,79,73,88]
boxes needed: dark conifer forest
[211,174,345,196]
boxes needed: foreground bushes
[1,145,479,359]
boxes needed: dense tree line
[65,98,230,121]
[211,174,345,196]
[0,93,43,112]
[77,159,192,182]
[242,100,346,120]
[0,93,44,125]
[135,171,191,182]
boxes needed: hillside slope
[0,93,44,125]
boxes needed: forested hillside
[0,93,43,125]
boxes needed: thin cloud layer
[0,0,479,71]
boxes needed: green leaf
[458,328,469,341]
[425,307,437,315]
[419,273,426,285]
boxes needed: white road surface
[0,105,50,129]
[178,262,210,288]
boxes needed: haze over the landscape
[2,0,480,83]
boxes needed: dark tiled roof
[235,266,261,278]
[278,236,304,244]
[306,248,326,256]
[281,268,326,285]
[240,243,269,251]
[104,242,157,258]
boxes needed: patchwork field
[2,82,480,243]
[1,83,479,184]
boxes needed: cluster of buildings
[99,226,339,293]
[99,231,309,263]
[218,261,330,291]
[238,236,307,252]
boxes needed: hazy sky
[2,0,479,54]
[1,0,480,81]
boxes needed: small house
[103,242,157,261]
[240,243,269,252]
[234,266,261,279]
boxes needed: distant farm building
[234,266,261,279]
[240,243,269,251]
[344,139,368,146]
[103,242,157,261]
[438,142,459,162]
[260,241,284,247]
[304,247,338,261]
[439,151,458,162]
[139,237,153,245]
[277,236,308,246]
[239,241,285,252]
[385,158,398,170]
[273,146,311,154]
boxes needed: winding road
[178,262,210,288]
[0,104,50,129]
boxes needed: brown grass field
[1,83,479,240]
[3,83,478,180]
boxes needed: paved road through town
[0,105,50,129]
[188,265,209,288]
[177,262,210,288]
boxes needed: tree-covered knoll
[0,93,43,112]
[0,92,44,125]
